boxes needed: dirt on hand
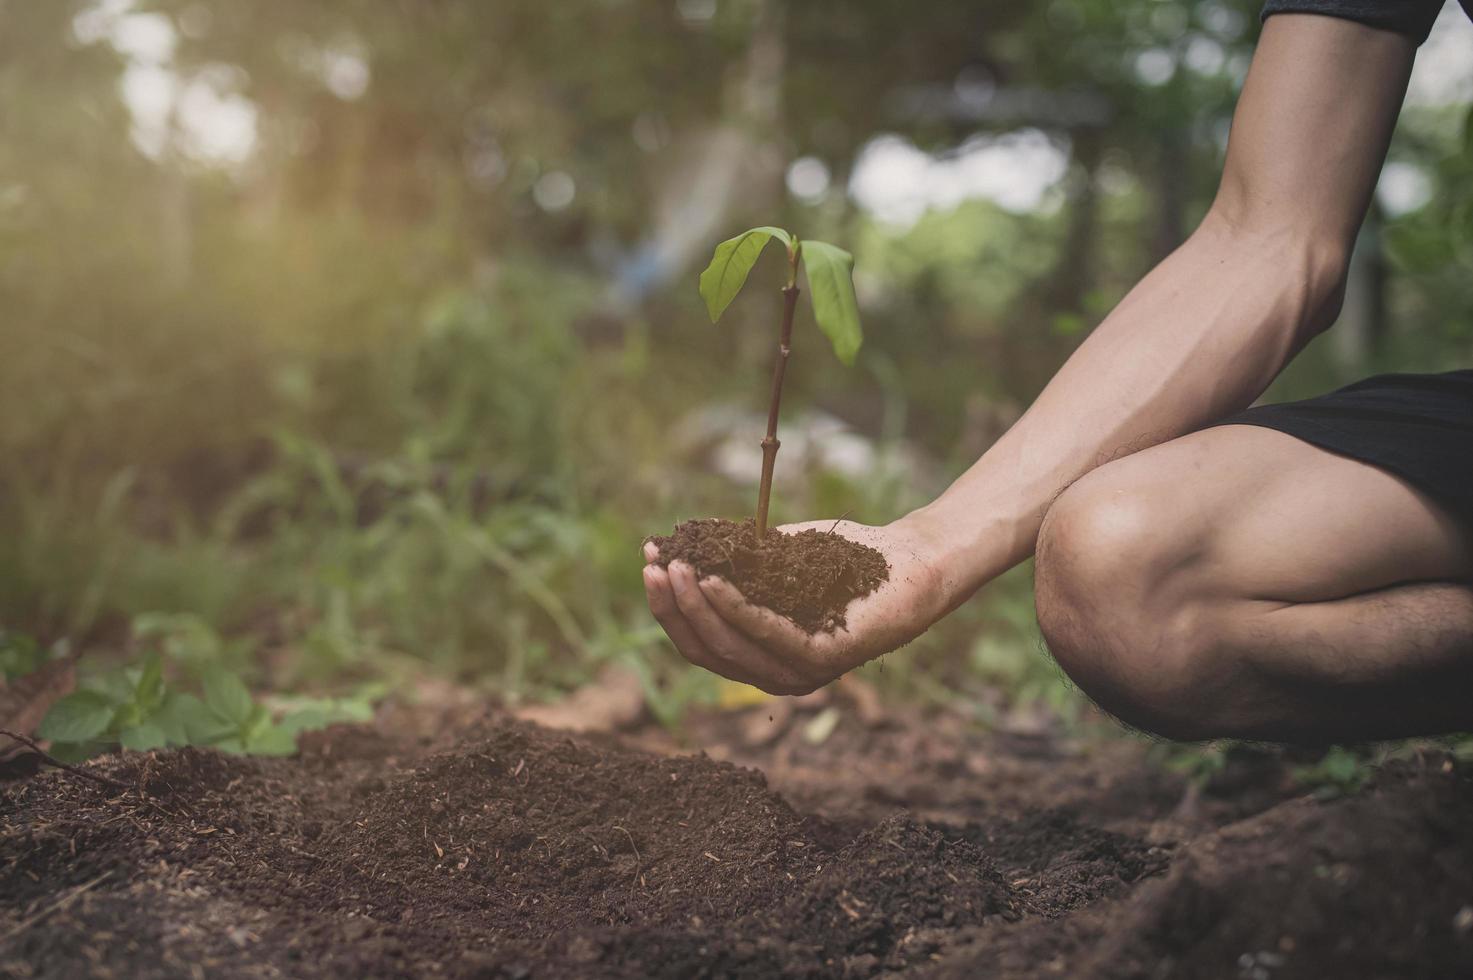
[647,518,889,633]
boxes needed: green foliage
[0,0,1466,731]
[799,241,863,367]
[32,622,376,762]
[0,630,47,681]
[698,228,864,366]
[699,227,794,322]
[1447,734,1473,761]
[1293,746,1373,798]
[133,613,253,673]
[1153,740,1231,788]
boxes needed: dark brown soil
[647,518,889,633]
[3,707,1473,979]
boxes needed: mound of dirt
[647,518,889,633]
[322,725,819,942]
[3,715,1473,979]
[554,815,1023,978]
[0,720,1012,978]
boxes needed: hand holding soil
[645,226,955,693]
[642,515,957,694]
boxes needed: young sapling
[696,227,863,536]
[646,227,887,636]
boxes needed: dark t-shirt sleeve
[1261,0,1446,44]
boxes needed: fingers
[642,541,658,564]
[666,563,812,694]
[666,563,766,673]
[697,575,828,658]
[645,564,772,687]
[643,564,714,664]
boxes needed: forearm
[901,13,1414,608]
[907,211,1347,597]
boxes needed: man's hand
[641,515,959,695]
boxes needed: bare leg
[1034,424,1473,742]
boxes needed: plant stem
[756,247,801,537]
[0,730,129,790]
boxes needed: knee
[1034,469,1217,739]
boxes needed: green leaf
[0,632,42,680]
[278,706,330,735]
[134,655,165,712]
[36,691,115,744]
[698,227,792,323]
[155,692,234,745]
[151,694,191,745]
[114,702,144,730]
[242,703,279,748]
[278,698,374,736]
[119,723,168,752]
[203,667,254,726]
[84,670,136,705]
[244,724,298,757]
[48,740,106,764]
[800,240,863,366]
[132,612,225,667]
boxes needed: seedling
[697,227,862,536]
[31,647,374,761]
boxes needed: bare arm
[916,13,1417,600]
[644,14,1421,694]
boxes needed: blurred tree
[0,0,1465,676]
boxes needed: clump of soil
[647,517,889,632]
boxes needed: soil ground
[3,692,1473,979]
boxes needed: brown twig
[0,730,129,791]
[0,871,112,944]
[755,246,803,538]
[715,537,736,573]
[613,825,641,890]
[826,510,853,535]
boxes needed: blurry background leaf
[119,722,168,752]
[0,655,76,756]
[36,691,114,745]
[203,667,254,727]
[0,0,1466,732]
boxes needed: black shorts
[1216,370,1473,529]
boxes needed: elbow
[1197,204,1351,342]
[1287,237,1350,343]
[1306,269,1349,340]
[1292,250,1348,342]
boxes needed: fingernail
[642,566,658,588]
[669,563,689,594]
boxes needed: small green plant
[698,227,863,535]
[1154,740,1231,789]
[1293,745,1373,798]
[32,639,374,762]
